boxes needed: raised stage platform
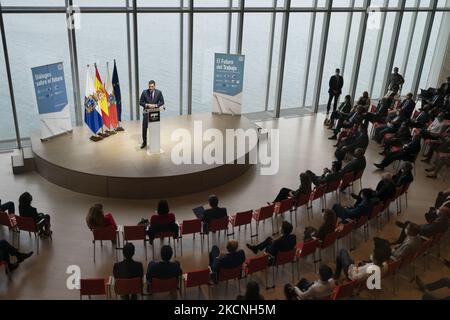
[30,113,257,199]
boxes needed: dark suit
[333,199,373,221]
[399,98,416,119]
[393,170,414,188]
[335,132,369,161]
[375,180,396,202]
[146,260,182,283]
[139,89,165,145]
[209,248,245,274]
[341,156,366,175]
[113,258,144,300]
[268,234,297,257]
[201,207,227,233]
[327,75,344,113]
[379,138,421,168]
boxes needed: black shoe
[246,244,258,255]
[328,135,337,140]
[374,163,384,170]
[7,263,19,273]
[395,221,405,228]
[17,251,33,263]
[140,144,147,149]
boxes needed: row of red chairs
[0,212,51,254]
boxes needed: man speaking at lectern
[139,80,165,149]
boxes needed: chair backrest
[151,277,178,294]
[392,187,403,201]
[232,210,253,227]
[123,225,146,241]
[208,216,229,233]
[15,216,38,233]
[114,277,142,296]
[155,231,177,239]
[93,226,116,241]
[295,192,310,208]
[337,221,355,239]
[414,240,431,259]
[184,269,210,288]
[310,184,327,201]
[275,198,294,215]
[384,259,402,278]
[429,233,443,249]
[0,211,13,228]
[274,248,296,267]
[181,219,202,235]
[353,170,364,182]
[218,265,242,282]
[355,215,369,229]
[399,253,415,269]
[255,204,275,221]
[244,255,269,275]
[80,278,107,297]
[370,105,377,113]
[321,232,338,249]
[400,183,411,196]
[326,180,341,194]
[339,172,354,189]
[296,239,318,258]
[370,202,384,220]
[332,280,357,300]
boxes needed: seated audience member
[272,172,312,203]
[389,223,423,260]
[195,195,228,233]
[374,109,407,144]
[209,239,245,282]
[422,133,450,164]
[0,198,15,214]
[433,189,450,209]
[246,221,296,262]
[374,135,421,170]
[303,209,337,242]
[236,280,264,300]
[364,96,394,125]
[0,239,33,273]
[341,148,367,176]
[147,200,179,244]
[333,247,388,282]
[146,245,182,284]
[356,91,371,111]
[380,120,412,155]
[389,92,416,120]
[392,162,414,188]
[305,161,342,187]
[420,113,449,141]
[332,189,376,221]
[416,276,450,300]
[411,109,431,129]
[292,264,336,300]
[374,173,396,203]
[113,243,144,300]
[326,95,352,128]
[86,203,118,231]
[334,125,369,162]
[284,283,299,300]
[18,192,52,237]
[394,206,450,244]
[329,106,366,140]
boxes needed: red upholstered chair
[332,280,357,300]
[336,220,355,251]
[296,239,319,276]
[324,180,341,208]
[229,210,253,237]
[317,231,337,264]
[268,248,296,289]
[293,192,311,227]
[252,204,275,237]
[113,277,143,299]
[369,202,384,232]
[205,216,230,252]
[79,278,109,300]
[274,198,295,232]
[338,172,354,202]
[152,231,178,259]
[383,259,402,294]
[123,225,147,260]
[216,265,243,294]
[15,215,42,255]
[150,277,180,298]
[243,254,269,289]
[351,170,364,192]
[182,268,211,298]
[0,211,18,242]
[347,214,369,245]
[308,185,327,219]
[92,226,118,263]
[179,219,203,255]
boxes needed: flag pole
[113,58,125,132]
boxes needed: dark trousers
[142,113,149,145]
[332,204,351,221]
[334,248,354,279]
[305,171,321,186]
[254,237,274,254]
[380,151,409,168]
[0,201,15,214]
[375,126,397,144]
[296,278,314,292]
[327,94,340,113]
[209,245,220,274]
[365,113,386,124]
[0,240,19,266]
[422,278,450,300]
[274,188,292,203]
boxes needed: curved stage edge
[31,114,257,199]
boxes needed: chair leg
[93,241,96,263]
[271,217,274,235]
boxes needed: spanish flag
[94,64,111,129]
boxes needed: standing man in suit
[139,80,165,149]
[327,68,344,114]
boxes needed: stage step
[11,147,35,174]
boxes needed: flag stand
[116,122,125,131]
[98,127,110,138]
[90,135,103,142]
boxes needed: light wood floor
[0,113,449,300]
